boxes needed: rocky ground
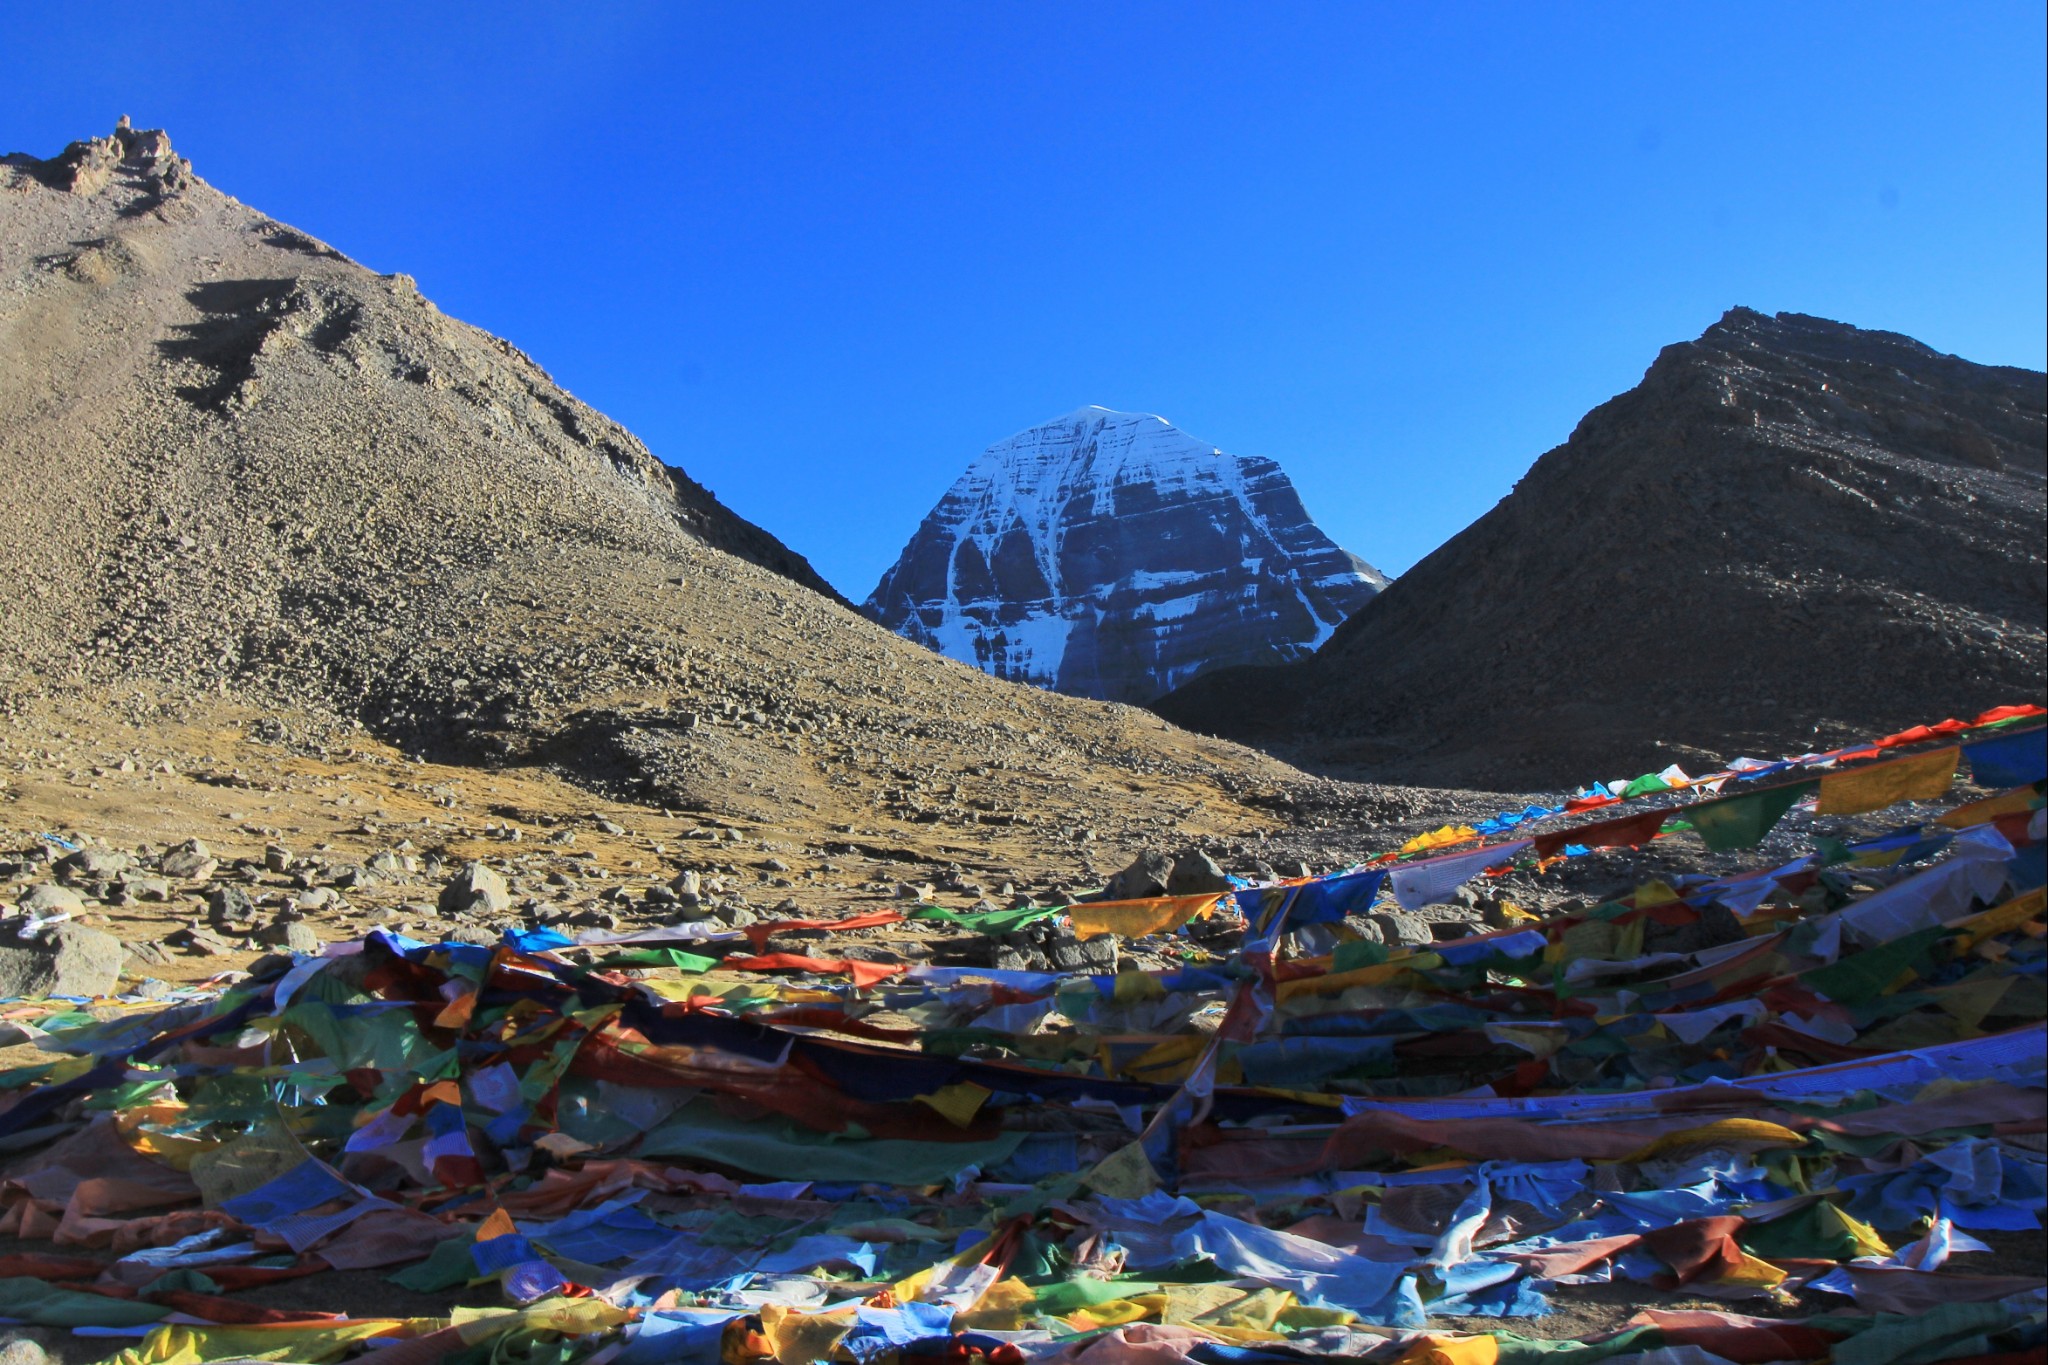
[0,689,1535,1007]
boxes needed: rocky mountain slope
[0,122,1323,869]
[866,407,1385,703]
[1156,309,2047,788]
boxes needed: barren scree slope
[1157,309,2047,790]
[0,121,1413,896]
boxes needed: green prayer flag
[1801,924,1947,1005]
[1332,939,1391,973]
[1621,772,1672,798]
[1687,781,1816,852]
[911,904,1062,935]
[388,1229,480,1292]
[589,947,719,973]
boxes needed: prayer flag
[1685,781,1816,852]
[1817,747,1958,815]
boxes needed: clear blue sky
[8,2,2043,596]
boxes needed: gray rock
[160,842,216,879]
[263,844,294,873]
[1046,932,1118,972]
[1409,902,1473,923]
[1367,911,1433,947]
[1340,915,1385,945]
[1105,851,1172,901]
[208,885,258,922]
[439,861,509,917]
[123,875,173,902]
[0,922,124,998]
[1428,920,1485,942]
[366,850,407,879]
[126,940,171,968]
[893,881,933,902]
[15,883,85,917]
[173,925,234,956]
[56,847,130,882]
[292,886,339,912]
[1166,849,1232,896]
[329,864,373,889]
[260,921,322,955]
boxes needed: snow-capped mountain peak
[865,408,1386,704]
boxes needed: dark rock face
[1154,310,2047,789]
[865,408,1385,703]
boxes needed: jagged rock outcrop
[866,407,1385,703]
[1155,310,2047,788]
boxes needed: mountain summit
[1156,309,2047,787]
[865,407,1384,703]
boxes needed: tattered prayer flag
[741,908,903,953]
[591,947,719,973]
[1937,784,2043,829]
[1963,726,2047,789]
[1389,841,1532,911]
[1081,1141,1160,1198]
[1686,781,1816,852]
[912,903,1063,935]
[1532,807,1669,859]
[1068,893,1222,942]
[721,953,905,988]
[1290,868,1387,925]
[1399,825,1477,855]
[1816,746,1958,815]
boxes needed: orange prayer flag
[1067,893,1223,942]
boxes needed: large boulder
[1166,850,1233,896]
[0,922,124,998]
[55,847,130,883]
[439,862,509,918]
[1104,851,1173,902]
[14,884,85,917]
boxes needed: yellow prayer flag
[1952,887,2047,950]
[108,1320,415,1365]
[1066,1298,1154,1330]
[1082,1141,1161,1198]
[956,1278,1037,1331]
[759,1304,857,1365]
[914,1081,992,1127]
[1938,785,2043,828]
[1400,824,1478,854]
[1817,747,1959,815]
[1394,1335,1501,1365]
[1625,1118,1805,1161]
[1068,893,1223,942]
